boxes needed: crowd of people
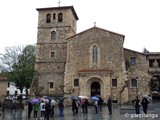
[26,96,113,119]
[28,98,57,120]
[1,94,152,119]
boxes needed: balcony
[148,67,160,74]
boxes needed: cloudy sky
[0,0,160,53]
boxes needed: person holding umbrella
[91,96,99,113]
[50,99,56,117]
[58,100,64,117]
[33,103,40,118]
[71,99,78,115]
[98,97,103,112]
[31,98,40,118]
[84,98,89,114]
[27,102,33,118]
[94,100,98,114]
[141,96,149,114]
[134,96,140,114]
[40,100,45,119]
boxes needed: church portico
[78,69,112,100]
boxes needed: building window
[92,45,98,63]
[53,13,56,20]
[74,79,79,86]
[58,13,63,22]
[131,79,137,87]
[112,79,117,87]
[50,51,55,58]
[149,59,154,67]
[130,57,136,65]
[50,82,54,89]
[51,30,56,40]
[46,14,51,23]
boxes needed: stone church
[32,5,160,103]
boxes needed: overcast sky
[0,0,160,54]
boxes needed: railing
[148,68,160,74]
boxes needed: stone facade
[33,5,160,103]
[34,6,78,96]
[0,73,8,102]
[124,49,151,102]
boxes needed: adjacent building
[0,73,8,102]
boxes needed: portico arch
[86,77,104,97]
[91,82,100,96]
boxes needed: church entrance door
[91,82,100,97]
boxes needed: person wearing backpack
[94,100,98,113]
[40,100,45,119]
[50,99,56,117]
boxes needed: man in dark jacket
[45,101,51,120]
[98,97,103,111]
[141,97,149,114]
[107,96,112,114]
[28,102,33,118]
[134,96,140,114]
[71,100,78,115]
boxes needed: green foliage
[0,45,36,93]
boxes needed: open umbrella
[69,95,79,100]
[57,96,69,102]
[143,95,152,102]
[78,96,89,99]
[51,99,57,106]
[31,98,40,104]
[94,95,101,98]
[42,96,49,99]
[91,96,99,101]
[26,98,33,103]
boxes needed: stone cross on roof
[94,22,96,27]
[58,0,61,7]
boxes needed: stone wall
[124,49,151,102]
[65,27,127,102]
[0,75,7,103]
[33,6,77,97]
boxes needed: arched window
[46,14,51,23]
[53,13,56,20]
[58,13,63,22]
[51,29,56,40]
[92,45,98,63]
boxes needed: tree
[0,45,36,98]
[31,70,44,97]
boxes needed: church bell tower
[34,6,79,96]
